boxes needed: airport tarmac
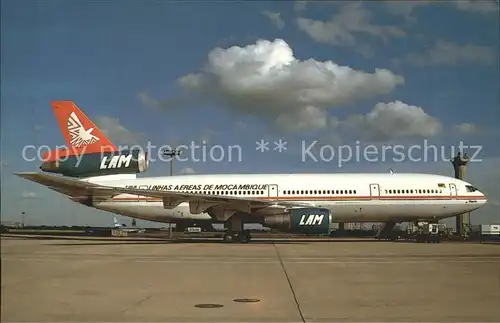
[1,235,500,322]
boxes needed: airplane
[112,216,145,233]
[15,101,488,243]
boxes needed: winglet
[51,101,118,154]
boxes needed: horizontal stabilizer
[14,172,114,199]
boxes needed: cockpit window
[465,185,477,192]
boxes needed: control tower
[451,152,469,235]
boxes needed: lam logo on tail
[51,101,118,154]
[67,112,99,147]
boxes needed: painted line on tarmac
[4,253,499,260]
[4,257,499,264]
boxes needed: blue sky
[1,1,499,227]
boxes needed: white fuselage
[84,173,487,224]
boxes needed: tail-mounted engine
[262,208,333,235]
[40,149,149,177]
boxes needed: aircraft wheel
[238,231,251,243]
[223,233,234,243]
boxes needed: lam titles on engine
[262,208,333,235]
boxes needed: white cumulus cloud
[178,38,404,133]
[454,0,498,14]
[276,105,328,133]
[406,40,496,66]
[297,2,406,46]
[343,101,443,141]
[94,116,144,146]
[293,1,308,12]
[454,123,479,135]
[382,1,435,23]
[261,11,285,29]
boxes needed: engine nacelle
[40,149,149,177]
[262,208,333,235]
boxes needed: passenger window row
[173,188,443,196]
[283,189,357,195]
[384,189,442,194]
[179,189,360,196]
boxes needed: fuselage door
[268,184,279,200]
[449,183,457,198]
[370,184,380,198]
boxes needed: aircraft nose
[477,191,488,205]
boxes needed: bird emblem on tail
[67,112,100,147]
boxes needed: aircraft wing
[14,172,312,215]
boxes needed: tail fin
[51,101,118,154]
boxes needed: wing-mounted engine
[262,208,333,235]
[40,149,149,177]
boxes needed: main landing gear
[222,230,252,243]
[222,215,251,243]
